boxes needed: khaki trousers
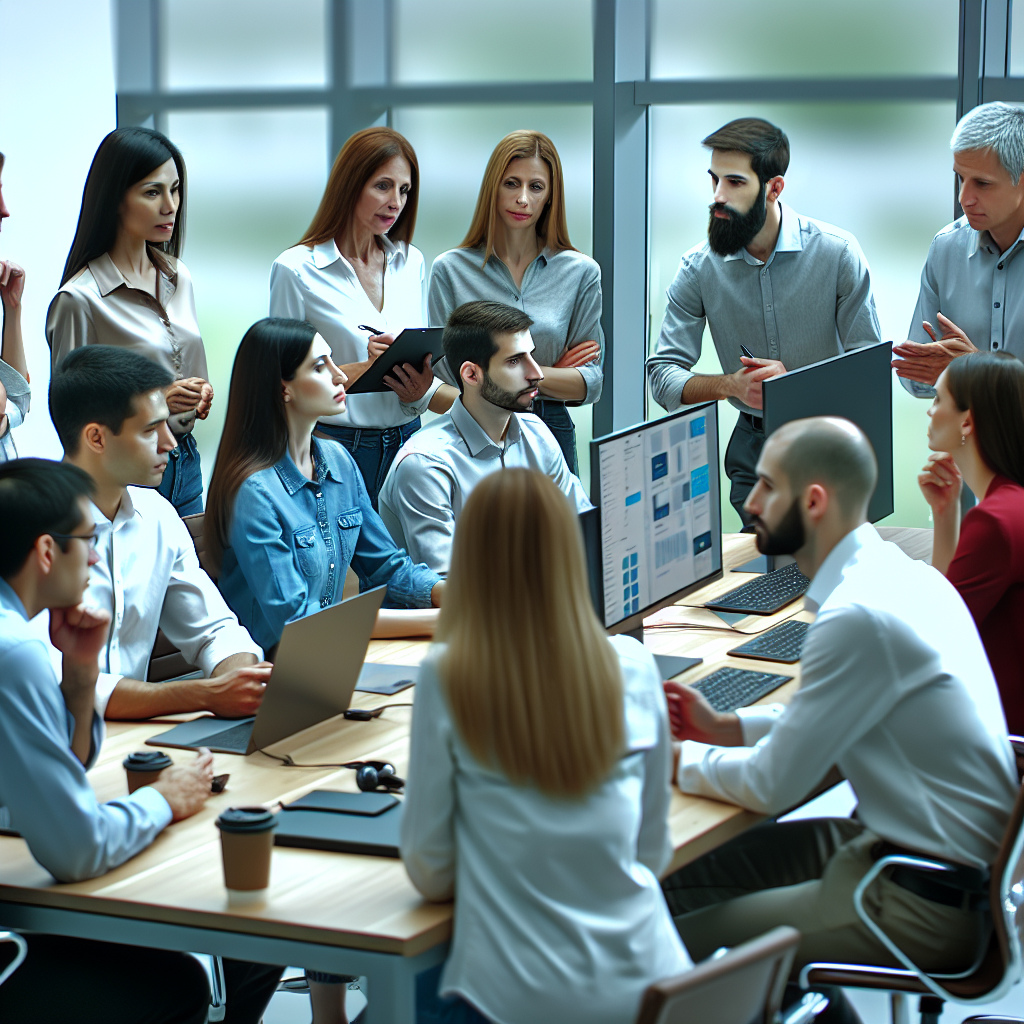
[663,818,989,974]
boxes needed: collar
[449,396,522,457]
[91,488,139,536]
[274,439,343,496]
[0,577,29,621]
[722,201,801,265]
[970,220,1024,259]
[803,521,878,613]
[88,251,176,298]
[311,234,403,271]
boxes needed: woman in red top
[919,351,1024,734]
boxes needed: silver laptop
[147,586,387,755]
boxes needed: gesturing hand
[165,377,206,414]
[0,259,25,308]
[201,662,274,718]
[49,603,111,668]
[384,353,435,403]
[918,452,962,519]
[151,748,215,821]
[554,340,601,369]
[731,356,786,411]
[663,681,743,746]
[891,314,978,386]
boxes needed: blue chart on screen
[653,493,670,521]
[690,416,706,438]
[651,452,668,481]
[625,491,641,507]
[691,464,710,498]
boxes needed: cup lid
[216,806,278,834]
[123,750,173,771]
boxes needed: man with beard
[659,417,1016,1024]
[646,119,881,525]
[379,300,591,572]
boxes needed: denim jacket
[219,439,440,649]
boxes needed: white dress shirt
[86,487,262,715]
[269,236,439,430]
[679,524,1018,869]
[378,397,593,573]
[402,635,691,1024]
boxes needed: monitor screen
[589,402,723,635]
[762,340,893,523]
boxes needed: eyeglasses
[48,529,99,553]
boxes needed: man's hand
[165,377,207,414]
[892,314,978,386]
[200,662,273,717]
[195,381,214,419]
[664,681,744,746]
[554,340,601,369]
[0,260,25,308]
[728,356,786,410]
[918,451,962,519]
[50,603,111,668]
[150,748,214,821]
[366,332,395,364]
[384,353,435,403]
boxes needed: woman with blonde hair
[402,468,690,1024]
[428,131,604,473]
[270,127,455,509]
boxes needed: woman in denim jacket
[206,317,442,653]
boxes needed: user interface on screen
[593,403,722,630]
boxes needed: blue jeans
[317,418,421,511]
[533,400,578,476]
[157,432,204,517]
[415,963,491,1024]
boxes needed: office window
[650,0,958,80]
[393,0,592,83]
[162,0,328,90]
[167,108,329,482]
[649,101,955,531]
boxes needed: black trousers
[0,933,283,1024]
[723,412,766,527]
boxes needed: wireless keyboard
[728,619,809,665]
[704,562,810,615]
[691,666,793,713]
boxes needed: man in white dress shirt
[49,346,269,720]
[379,301,591,573]
[662,418,1017,1018]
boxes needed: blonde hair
[459,130,576,264]
[437,469,623,798]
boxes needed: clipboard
[345,327,445,394]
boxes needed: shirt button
[994,302,1001,308]
[993,342,1000,349]
[329,563,335,569]
[766,304,772,310]
[998,263,1004,269]
[315,492,322,498]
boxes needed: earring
[961,434,967,446]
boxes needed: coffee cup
[123,750,173,794]
[216,806,278,899]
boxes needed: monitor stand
[733,553,796,575]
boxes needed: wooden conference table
[0,528,929,1022]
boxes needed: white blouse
[269,236,437,430]
[402,634,691,1024]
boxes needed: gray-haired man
[894,102,1024,395]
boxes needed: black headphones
[354,760,405,793]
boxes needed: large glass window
[649,102,956,531]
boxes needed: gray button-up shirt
[378,397,592,573]
[647,203,881,416]
[903,216,1024,398]
[428,246,605,404]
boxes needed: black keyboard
[692,666,793,713]
[728,619,809,664]
[705,562,810,615]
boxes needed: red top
[947,475,1024,735]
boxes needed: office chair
[799,736,1024,1024]
[0,931,27,988]
[633,926,829,1024]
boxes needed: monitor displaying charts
[590,402,723,634]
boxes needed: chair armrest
[780,991,830,1024]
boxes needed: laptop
[147,586,387,755]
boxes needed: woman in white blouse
[270,127,456,509]
[402,468,690,1024]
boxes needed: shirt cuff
[122,785,174,830]
[649,365,694,412]
[194,629,264,678]
[94,672,123,719]
[579,361,604,405]
[899,376,936,399]
[399,376,444,418]
[736,704,784,745]
[676,740,721,794]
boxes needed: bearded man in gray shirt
[646,118,881,524]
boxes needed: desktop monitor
[589,401,723,637]
[761,340,894,523]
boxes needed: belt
[872,841,990,910]
[738,411,765,430]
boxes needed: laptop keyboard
[692,666,793,713]
[728,619,810,664]
[705,562,810,615]
[206,720,256,751]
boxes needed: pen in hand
[358,324,385,336]
[739,345,755,360]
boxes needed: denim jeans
[723,412,766,528]
[415,963,492,1024]
[317,418,421,511]
[157,431,204,517]
[532,400,578,476]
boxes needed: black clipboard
[345,328,445,394]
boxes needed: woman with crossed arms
[428,130,603,474]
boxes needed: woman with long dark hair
[403,468,690,1024]
[46,127,211,515]
[206,318,442,657]
[428,130,604,474]
[919,350,1024,731]
[270,127,456,510]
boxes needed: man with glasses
[48,345,268,720]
